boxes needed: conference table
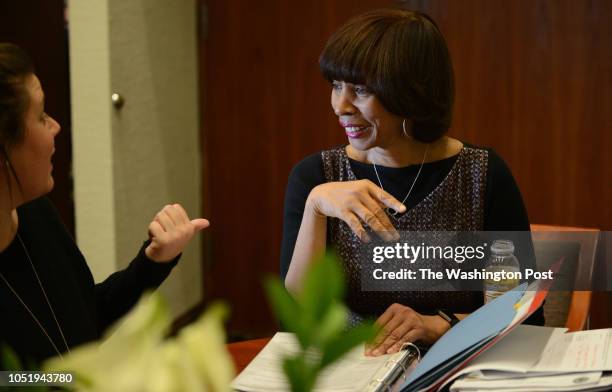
[227,337,272,373]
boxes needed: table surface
[227,337,272,374]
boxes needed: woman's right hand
[306,179,405,242]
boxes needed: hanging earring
[402,118,412,139]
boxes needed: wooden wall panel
[403,0,612,230]
[201,0,612,337]
[0,1,73,234]
[201,0,392,337]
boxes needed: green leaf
[264,277,312,347]
[300,253,345,321]
[1,344,22,371]
[266,254,375,392]
[311,302,347,347]
[283,356,317,392]
[320,322,378,368]
[0,346,50,392]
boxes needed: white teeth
[346,126,367,132]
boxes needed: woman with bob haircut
[281,9,543,355]
[0,43,209,364]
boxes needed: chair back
[531,224,600,331]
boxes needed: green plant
[265,254,378,392]
[1,344,49,391]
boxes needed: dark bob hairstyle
[319,9,454,143]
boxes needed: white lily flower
[44,292,234,391]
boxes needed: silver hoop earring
[402,118,412,139]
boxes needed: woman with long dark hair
[0,43,208,364]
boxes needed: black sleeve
[483,149,531,232]
[94,243,179,332]
[484,149,544,326]
[28,198,180,335]
[279,153,326,281]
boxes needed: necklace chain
[372,145,429,217]
[0,233,71,358]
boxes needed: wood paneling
[0,1,73,234]
[201,0,392,337]
[402,0,612,230]
[201,0,612,336]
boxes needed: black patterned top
[322,146,487,321]
[280,144,543,325]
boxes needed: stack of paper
[231,333,419,391]
[397,280,549,391]
[445,326,612,391]
[233,268,576,392]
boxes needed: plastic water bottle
[484,239,521,303]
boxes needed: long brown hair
[0,43,34,197]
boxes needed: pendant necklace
[372,145,429,217]
[0,233,71,358]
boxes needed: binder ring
[387,358,408,373]
[399,342,421,380]
[369,378,392,392]
[401,342,421,359]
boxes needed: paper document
[534,329,612,372]
[445,327,612,391]
[447,325,566,377]
[231,333,416,392]
[450,372,607,392]
[401,287,525,389]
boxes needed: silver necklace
[0,233,71,358]
[372,145,429,217]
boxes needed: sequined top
[280,144,539,324]
[322,146,486,322]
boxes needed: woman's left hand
[366,303,450,356]
[144,203,210,263]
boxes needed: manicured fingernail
[398,204,406,212]
[372,349,381,356]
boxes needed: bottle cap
[491,239,515,255]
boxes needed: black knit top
[0,197,177,365]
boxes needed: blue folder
[400,284,528,391]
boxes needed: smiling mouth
[344,125,370,138]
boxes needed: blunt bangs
[319,14,391,87]
[319,9,455,143]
